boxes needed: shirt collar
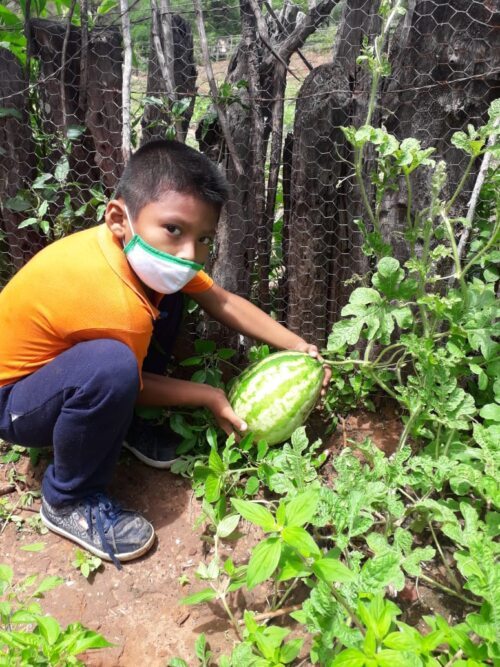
[97,224,161,318]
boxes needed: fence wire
[0,0,498,349]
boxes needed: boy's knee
[85,340,140,401]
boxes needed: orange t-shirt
[0,224,213,387]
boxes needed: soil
[1,401,465,666]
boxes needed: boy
[0,140,327,567]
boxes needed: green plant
[0,564,111,666]
[174,3,499,664]
[71,550,103,579]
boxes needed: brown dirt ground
[1,403,465,665]
[0,405,400,666]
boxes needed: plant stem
[460,219,500,279]
[441,210,467,298]
[404,170,414,251]
[238,603,302,624]
[330,587,366,636]
[446,155,476,212]
[370,372,399,401]
[428,520,461,591]
[354,146,378,230]
[219,592,243,640]
[444,649,464,667]
[398,406,421,451]
[272,578,299,611]
[364,340,375,364]
[442,429,456,458]
[419,574,481,607]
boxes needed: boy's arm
[139,372,246,436]
[193,283,315,353]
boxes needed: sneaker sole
[40,506,156,562]
[122,441,179,470]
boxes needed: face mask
[122,205,202,294]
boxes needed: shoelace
[83,494,123,569]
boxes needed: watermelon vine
[168,2,499,664]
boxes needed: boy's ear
[105,199,127,240]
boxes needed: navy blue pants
[0,293,183,506]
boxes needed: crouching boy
[0,140,327,567]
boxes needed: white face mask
[122,205,202,294]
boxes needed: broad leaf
[247,537,282,589]
[231,499,277,532]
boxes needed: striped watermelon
[228,351,324,446]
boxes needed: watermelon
[228,351,324,445]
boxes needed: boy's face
[106,191,219,266]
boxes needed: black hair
[115,139,229,219]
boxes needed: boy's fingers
[220,405,247,434]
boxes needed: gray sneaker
[123,417,181,469]
[40,494,155,569]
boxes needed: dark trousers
[0,293,183,506]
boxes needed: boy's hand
[291,341,332,395]
[206,387,248,437]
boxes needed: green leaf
[180,588,217,605]
[247,537,282,589]
[5,194,31,212]
[168,659,189,667]
[383,623,422,651]
[204,473,222,503]
[279,638,303,664]
[18,217,39,229]
[179,355,203,367]
[327,319,363,351]
[331,648,367,666]
[0,6,23,27]
[10,610,37,624]
[208,447,225,475]
[96,0,118,14]
[479,403,500,423]
[195,633,207,660]
[231,499,277,532]
[360,553,402,593]
[244,476,260,496]
[281,526,321,559]
[216,514,240,538]
[66,124,85,140]
[284,489,319,527]
[34,575,63,596]
[20,542,46,552]
[312,556,355,583]
[372,257,405,299]
[54,156,70,183]
[0,107,22,120]
[36,615,61,645]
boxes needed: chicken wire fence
[0,0,498,350]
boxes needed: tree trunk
[84,24,124,189]
[0,48,40,277]
[285,0,379,345]
[379,0,500,261]
[197,0,338,349]
[142,13,197,144]
[285,63,352,346]
[28,19,123,192]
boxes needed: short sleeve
[182,269,214,294]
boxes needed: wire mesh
[0,0,498,349]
